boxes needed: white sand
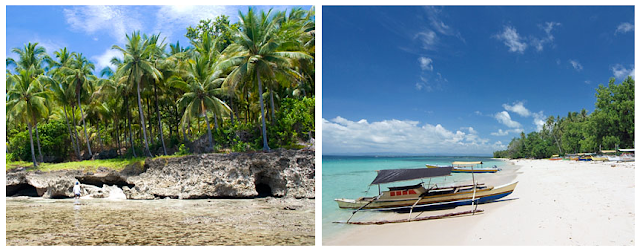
[324,159,635,245]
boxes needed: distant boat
[549,155,563,160]
[608,152,635,162]
[426,161,500,173]
[591,156,608,161]
[578,155,593,161]
[450,161,500,173]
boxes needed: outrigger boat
[334,166,518,223]
[427,161,500,173]
[451,161,500,173]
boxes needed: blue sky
[6,5,311,75]
[322,6,635,155]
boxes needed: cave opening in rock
[6,183,39,197]
[255,183,273,198]
[253,172,274,198]
[76,176,130,189]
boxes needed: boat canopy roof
[619,149,635,152]
[370,167,453,185]
[452,161,482,165]
[601,150,617,154]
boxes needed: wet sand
[324,159,634,245]
[6,197,314,246]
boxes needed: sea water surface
[322,155,508,241]
[6,197,314,245]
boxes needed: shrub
[8,120,69,162]
[175,144,190,155]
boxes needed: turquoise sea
[322,155,508,241]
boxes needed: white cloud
[569,60,583,71]
[495,26,527,54]
[415,30,438,50]
[497,102,546,131]
[153,6,232,42]
[502,101,531,117]
[612,64,635,80]
[424,6,452,35]
[63,6,144,44]
[322,117,502,155]
[530,37,544,52]
[541,22,561,39]
[415,75,437,92]
[418,57,433,71]
[467,127,477,134]
[92,48,123,73]
[494,111,522,128]
[531,22,560,52]
[490,129,508,136]
[490,128,524,136]
[532,111,546,132]
[615,22,634,35]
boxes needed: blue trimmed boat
[334,166,517,211]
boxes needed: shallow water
[6,197,314,246]
[322,156,510,242]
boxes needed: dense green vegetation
[494,76,634,159]
[6,7,315,168]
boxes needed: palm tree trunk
[98,121,104,152]
[27,121,38,168]
[125,95,136,158]
[154,84,167,155]
[135,78,152,157]
[115,117,120,156]
[257,72,270,151]
[34,121,43,163]
[78,94,92,157]
[214,114,219,130]
[147,96,155,146]
[70,105,82,159]
[246,91,250,123]
[229,96,235,125]
[204,110,214,153]
[63,105,81,160]
[269,88,276,123]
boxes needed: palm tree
[63,53,97,158]
[49,48,82,160]
[172,55,230,152]
[221,7,313,151]
[146,33,169,155]
[6,68,49,167]
[98,65,138,157]
[166,41,192,142]
[113,31,163,157]
[7,42,47,74]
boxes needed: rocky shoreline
[6,149,315,200]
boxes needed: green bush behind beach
[494,76,634,159]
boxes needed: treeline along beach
[6,7,315,168]
[493,76,634,159]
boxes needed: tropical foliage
[6,7,315,167]
[494,76,635,159]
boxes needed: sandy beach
[324,159,635,245]
[6,197,314,245]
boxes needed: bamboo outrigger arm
[408,196,424,221]
[335,209,484,225]
[346,195,382,223]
